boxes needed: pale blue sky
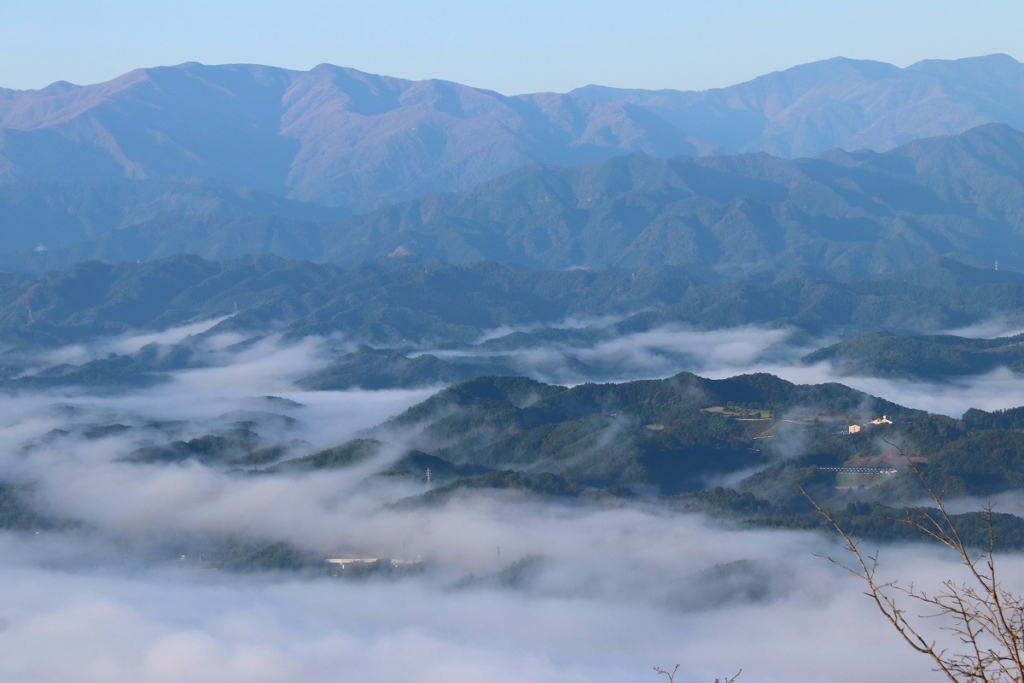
[2,0,1023,93]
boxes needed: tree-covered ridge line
[804,330,1024,378]
[0,252,1021,351]
[3,56,1024,211]
[4,123,1024,279]
[305,372,1024,549]
[7,369,1024,560]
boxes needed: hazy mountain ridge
[4,254,1024,400]
[0,177,346,255]
[2,55,1023,210]
[306,123,1024,275]
[803,330,1024,378]
[0,62,705,210]
[572,54,1024,157]
[5,124,1024,277]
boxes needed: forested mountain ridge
[2,55,1023,210]
[0,62,707,210]
[573,54,1024,158]
[299,123,1024,276]
[284,373,1024,547]
[804,330,1024,378]
[1,254,1024,352]
[0,177,348,256]
[6,124,1024,277]
[329,372,922,494]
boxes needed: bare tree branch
[653,663,741,683]
[807,443,1024,682]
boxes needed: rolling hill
[2,254,1024,352]
[803,330,1024,378]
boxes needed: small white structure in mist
[326,557,424,571]
[847,416,895,434]
[326,557,379,569]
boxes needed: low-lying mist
[426,318,1024,418]
[2,319,1024,681]
[3,519,987,683]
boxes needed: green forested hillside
[307,125,1024,276]
[9,367,1024,552]
[0,254,1022,351]
[803,330,1024,378]
[339,375,1024,547]
[5,125,1024,278]
[1,253,1024,391]
[370,372,919,494]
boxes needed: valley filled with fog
[1,318,1024,682]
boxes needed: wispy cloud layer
[0,321,1023,681]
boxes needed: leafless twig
[805,443,1024,682]
[653,663,741,683]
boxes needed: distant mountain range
[572,54,1024,158]
[303,123,1024,276]
[6,123,1024,277]
[2,55,1023,211]
[0,177,347,256]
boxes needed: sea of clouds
[2,319,1024,682]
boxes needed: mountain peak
[3,56,1024,207]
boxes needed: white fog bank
[0,322,1021,682]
